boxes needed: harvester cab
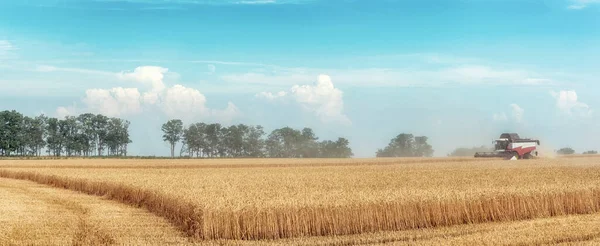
[474,133,540,160]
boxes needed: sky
[0,0,599,157]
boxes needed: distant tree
[376,133,434,157]
[448,146,494,157]
[266,127,301,158]
[161,119,184,158]
[93,114,110,156]
[413,136,434,157]
[557,147,576,155]
[319,137,353,158]
[244,125,265,157]
[583,150,598,155]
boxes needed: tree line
[161,119,354,158]
[0,110,132,157]
[375,133,434,157]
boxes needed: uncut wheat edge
[2,169,600,241]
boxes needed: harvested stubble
[0,178,192,245]
[2,157,600,241]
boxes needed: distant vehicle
[474,133,540,160]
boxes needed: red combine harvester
[474,133,540,160]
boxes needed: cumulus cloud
[82,87,142,117]
[58,66,240,121]
[550,90,592,117]
[257,74,351,125]
[117,66,167,91]
[161,84,208,117]
[568,0,600,9]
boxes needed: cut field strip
[0,178,193,245]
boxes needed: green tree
[583,150,598,155]
[45,117,63,156]
[244,125,265,157]
[162,119,184,158]
[299,128,319,158]
[413,136,434,157]
[376,133,433,157]
[0,110,24,156]
[557,147,576,155]
[93,114,109,156]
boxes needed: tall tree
[244,125,265,157]
[93,114,109,156]
[162,119,184,158]
[299,128,319,158]
[46,117,63,156]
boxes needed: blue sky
[1,0,599,157]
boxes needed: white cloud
[211,102,241,124]
[550,90,592,117]
[510,104,524,123]
[160,84,240,122]
[258,74,351,125]
[568,0,600,9]
[117,66,171,105]
[82,87,142,117]
[255,91,287,101]
[161,84,208,117]
[58,66,240,122]
[117,66,168,91]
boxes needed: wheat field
[2,156,600,245]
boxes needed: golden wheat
[2,156,600,241]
